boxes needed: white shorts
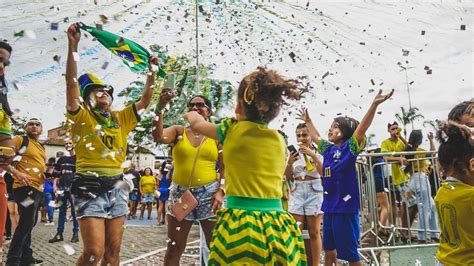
[288,179,324,216]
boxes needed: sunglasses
[296,133,309,138]
[0,56,10,66]
[188,102,209,109]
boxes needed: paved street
[2,209,201,265]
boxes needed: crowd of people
[0,21,472,266]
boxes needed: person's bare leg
[307,214,323,266]
[199,218,216,247]
[163,214,193,266]
[139,202,145,219]
[147,203,153,219]
[76,218,105,265]
[377,192,389,233]
[349,261,363,266]
[324,250,337,266]
[7,202,19,233]
[101,216,126,266]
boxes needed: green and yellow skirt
[208,196,307,265]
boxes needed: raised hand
[148,55,159,71]
[67,23,81,45]
[373,89,394,106]
[157,87,175,110]
[296,108,311,122]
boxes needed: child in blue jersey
[299,89,393,265]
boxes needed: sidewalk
[2,209,200,265]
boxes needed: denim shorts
[288,179,324,216]
[167,181,218,221]
[74,187,128,219]
[141,193,155,203]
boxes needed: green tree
[395,106,424,137]
[10,116,28,136]
[118,45,234,150]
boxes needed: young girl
[434,122,473,265]
[185,67,308,265]
[285,123,324,265]
[300,89,393,265]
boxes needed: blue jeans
[43,192,54,222]
[57,191,79,234]
[408,172,439,240]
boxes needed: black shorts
[374,178,386,193]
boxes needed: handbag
[171,136,205,221]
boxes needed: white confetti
[89,255,95,262]
[32,167,40,173]
[171,241,176,245]
[120,160,132,169]
[343,194,352,202]
[135,127,146,132]
[176,227,181,231]
[20,197,34,207]
[25,30,37,39]
[63,244,75,255]
[72,52,80,62]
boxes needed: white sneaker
[45,221,55,226]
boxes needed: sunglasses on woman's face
[188,102,209,109]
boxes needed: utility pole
[195,0,199,91]
[399,64,416,130]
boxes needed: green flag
[79,22,166,77]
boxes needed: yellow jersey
[412,147,429,173]
[435,180,474,265]
[172,129,218,187]
[0,109,12,135]
[12,136,46,191]
[66,103,139,177]
[381,138,409,185]
[218,118,285,199]
[139,175,156,194]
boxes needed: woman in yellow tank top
[152,92,223,265]
[185,67,309,265]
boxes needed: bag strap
[187,135,206,188]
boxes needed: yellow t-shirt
[139,175,156,194]
[12,136,46,191]
[435,180,474,265]
[66,103,139,177]
[380,138,409,185]
[218,118,285,199]
[172,129,218,187]
[0,109,12,135]
[412,147,429,173]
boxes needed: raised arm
[135,56,158,111]
[184,111,219,140]
[65,23,81,112]
[428,132,435,151]
[152,87,181,144]
[297,108,321,142]
[354,89,394,142]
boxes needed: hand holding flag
[78,22,165,77]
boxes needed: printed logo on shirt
[324,166,331,178]
[101,134,114,150]
[333,149,342,163]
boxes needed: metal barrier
[355,151,441,265]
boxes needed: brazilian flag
[79,22,166,77]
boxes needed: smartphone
[287,145,298,155]
[163,73,175,90]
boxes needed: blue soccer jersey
[318,135,366,213]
